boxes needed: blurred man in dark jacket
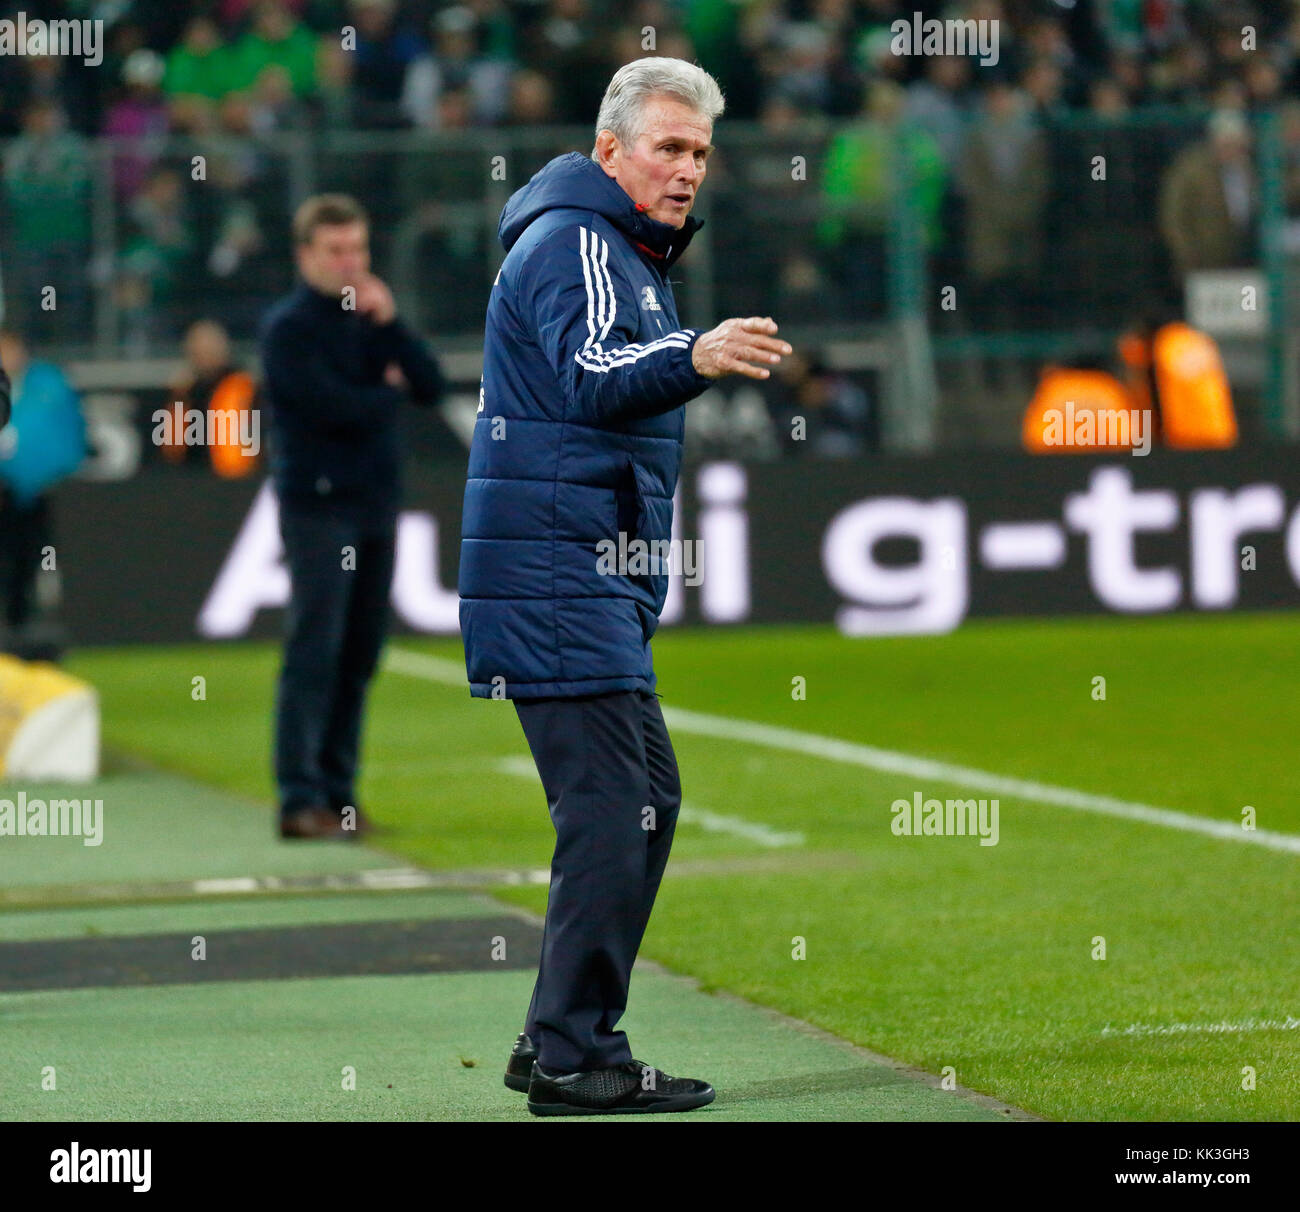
[260,193,444,840]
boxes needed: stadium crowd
[3,1,1299,140]
[5,2,1298,338]
[3,0,1300,458]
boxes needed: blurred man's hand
[355,274,396,324]
[691,316,791,380]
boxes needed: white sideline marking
[677,804,805,848]
[192,877,260,895]
[359,868,445,890]
[493,757,805,848]
[384,649,468,683]
[384,647,1300,856]
[1101,1016,1300,1039]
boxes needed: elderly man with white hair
[459,57,791,1115]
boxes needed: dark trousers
[514,689,682,1073]
[0,489,50,629]
[274,502,396,816]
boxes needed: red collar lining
[633,204,667,259]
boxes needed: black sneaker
[527,1059,715,1116]
[504,1031,537,1092]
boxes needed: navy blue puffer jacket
[458,152,714,698]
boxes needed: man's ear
[594,130,619,177]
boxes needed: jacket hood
[498,151,703,270]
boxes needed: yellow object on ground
[0,655,99,780]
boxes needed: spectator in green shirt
[226,1,318,98]
[818,80,946,248]
[3,101,92,343]
[816,81,946,318]
[165,16,238,102]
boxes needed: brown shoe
[279,807,354,840]
[332,802,380,836]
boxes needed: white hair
[591,57,725,157]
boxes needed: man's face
[296,221,370,295]
[598,96,713,229]
[185,322,229,373]
[0,334,27,380]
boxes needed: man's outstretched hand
[691,316,792,380]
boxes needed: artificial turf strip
[0,771,407,890]
[0,968,1003,1122]
[0,889,496,942]
[59,617,1300,1121]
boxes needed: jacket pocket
[629,459,670,608]
[613,458,640,540]
[630,460,667,545]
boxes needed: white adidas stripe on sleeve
[574,227,695,375]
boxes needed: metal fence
[2,111,1292,450]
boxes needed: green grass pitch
[52,612,1300,1121]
